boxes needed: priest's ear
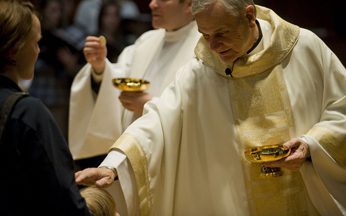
[245,4,256,27]
[183,0,192,14]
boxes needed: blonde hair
[80,186,117,216]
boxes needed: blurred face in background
[15,15,42,80]
[100,4,121,33]
[42,0,62,29]
[149,0,193,31]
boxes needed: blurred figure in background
[74,0,102,35]
[60,0,78,26]
[121,11,152,44]
[28,0,84,138]
[97,0,128,62]
[74,0,142,36]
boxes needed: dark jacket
[0,76,91,216]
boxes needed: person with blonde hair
[81,186,120,216]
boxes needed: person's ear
[245,5,256,27]
[184,0,192,14]
[8,48,18,62]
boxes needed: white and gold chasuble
[111,6,346,216]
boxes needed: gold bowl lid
[244,144,290,163]
[112,77,150,92]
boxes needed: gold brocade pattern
[230,67,293,148]
[244,164,318,215]
[230,66,318,215]
[111,134,152,215]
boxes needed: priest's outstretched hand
[75,167,117,188]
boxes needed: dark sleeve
[90,75,101,94]
[6,97,92,216]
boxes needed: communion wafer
[99,35,106,46]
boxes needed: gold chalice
[112,77,150,92]
[244,144,291,177]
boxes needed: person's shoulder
[14,95,53,121]
[4,94,57,133]
[17,95,45,108]
[175,57,204,80]
[299,27,318,37]
[296,27,330,52]
[298,28,324,44]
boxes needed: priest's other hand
[119,91,152,115]
[263,138,310,171]
[75,167,116,188]
[83,36,107,74]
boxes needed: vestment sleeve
[99,151,139,216]
[302,37,346,213]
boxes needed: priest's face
[149,0,193,31]
[195,1,257,64]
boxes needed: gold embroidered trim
[230,66,293,149]
[112,133,152,215]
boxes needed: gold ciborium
[244,144,290,177]
[112,77,150,92]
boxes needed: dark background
[28,0,346,65]
[257,0,346,64]
[127,0,346,64]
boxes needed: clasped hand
[263,138,310,171]
[83,36,107,74]
[118,91,152,115]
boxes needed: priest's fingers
[84,35,106,47]
[75,167,108,186]
[265,140,309,171]
[282,138,309,163]
[84,46,106,62]
[95,176,115,188]
[83,36,104,53]
[95,167,117,187]
[282,137,303,150]
[119,91,152,113]
[83,48,106,73]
